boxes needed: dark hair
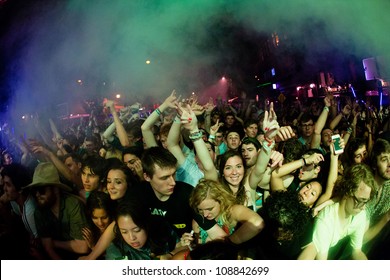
[225,126,245,140]
[124,121,143,140]
[141,147,177,178]
[278,138,305,164]
[261,191,312,240]
[244,119,258,129]
[334,164,376,199]
[86,191,116,243]
[189,239,239,260]
[218,150,246,205]
[300,113,314,124]
[343,138,367,168]
[113,200,176,256]
[122,146,143,160]
[81,155,108,180]
[1,164,32,192]
[370,138,390,171]
[104,160,137,199]
[240,137,261,151]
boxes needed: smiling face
[197,198,221,220]
[118,215,147,250]
[223,155,245,189]
[107,169,128,201]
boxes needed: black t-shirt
[130,180,194,237]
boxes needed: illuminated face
[223,155,245,188]
[144,164,176,201]
[91,208,111,233]
[118,215,147,250]
[321,129,333,147]
[2,175,19,201]
[241,143,258,168]
[354,145,368,164]
[298,181,322,207]
[300,121,314,137]
[81,167,101,192]
[197,198,221,220]
[123,153,141,175]
[226,132,241,151]
[376,152,390,180]
[107,169,128,201]
[244,124,258,138]
[345,181,371,216]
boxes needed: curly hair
[334,164,377,199]
[261,190,311,240]
[189,179,237,229]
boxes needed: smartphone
[331,134,343,155]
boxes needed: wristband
[262,139,275,152]
[347,127,353,134]
[155,108,162,116]
[323,106,329,112]
[208,135,216,140]
[302,157,307,166]
[264,137,274,147]
[189,131,203,141]
[174,115,181,124]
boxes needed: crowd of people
[0,89,389,260]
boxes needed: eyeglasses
[351,194,369,209]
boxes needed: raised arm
[314,138,345,207]
[271,152,324,193]
[141,90,178,148]
[311,96,331,149]
[166,115,186,165]
[104,99,130,147]
[29,140,83,190]
[180,104,218,181]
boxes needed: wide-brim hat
[23,162,73,193]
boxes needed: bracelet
[208,135,216,140]
[189,130,203,141]
[347,127,353,134]
[262,139,275,152]
[155,108,162,116]
[174,115,181,124]
[168,252,174,256]
[264,136,274,147]
[302,157,307,166]
[323,106,329,112]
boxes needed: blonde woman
[182,179,264,247]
